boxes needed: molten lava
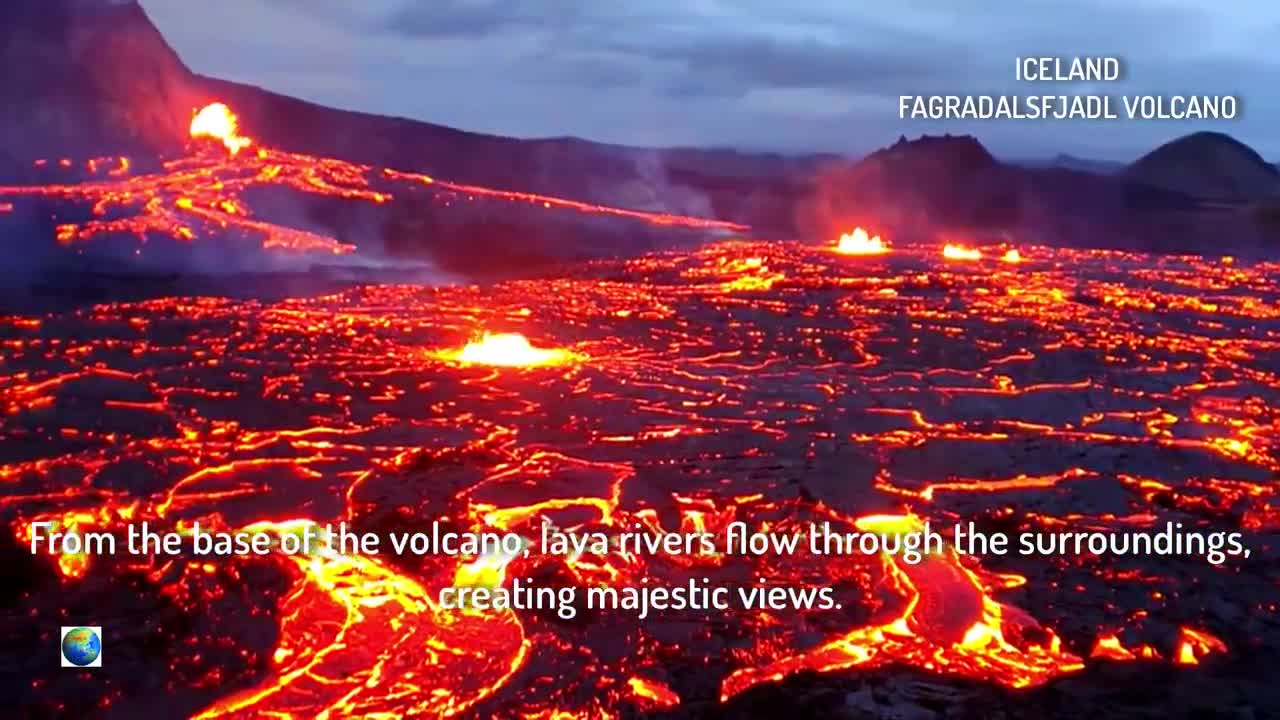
[835,227,889,255]
[189,102,253,156]
[943,243,983,261]
[1001,248,1024,263]
[439,332,575,367]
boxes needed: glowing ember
[442,332,574,367]
[835,227,889,255]
[1001,248,1024,263]
[189,102,253,155]
[943,243,983,261]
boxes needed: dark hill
[1125,131,1280,202]
[0,0,201,161]
[867,134,998,174]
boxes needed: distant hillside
[1125,131,1280,202]
[1012,155,1123,174]
[1049,154,1124,174]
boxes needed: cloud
[632,37,960,98]
[382,0,603,38]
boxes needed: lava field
[2,236,1278,718]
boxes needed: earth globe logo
[60,626,102,667]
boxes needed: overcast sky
[139,0,1280,161]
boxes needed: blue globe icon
[62,627,101,666]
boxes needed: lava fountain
[189,102,254,156]
[943,244,983,261]
[835,227,889,255]
[1001,248,1024,263]
[438,332,575,367]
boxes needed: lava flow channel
[0,102,748,257]
[720,514,1081,700]
[191,522,529,720]
[3,239,1277,718]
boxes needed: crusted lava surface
[1,241,1278,719]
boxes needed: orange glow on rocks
[5,183,1275,717]
[721,512,1083,700]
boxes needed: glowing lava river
[2,232,1278,718]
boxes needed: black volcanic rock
[0,0,204,160]
[1125,131,1280,202]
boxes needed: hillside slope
[1125,131,1280,202]
[0,0,202,161]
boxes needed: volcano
[1125,131,1280,203]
